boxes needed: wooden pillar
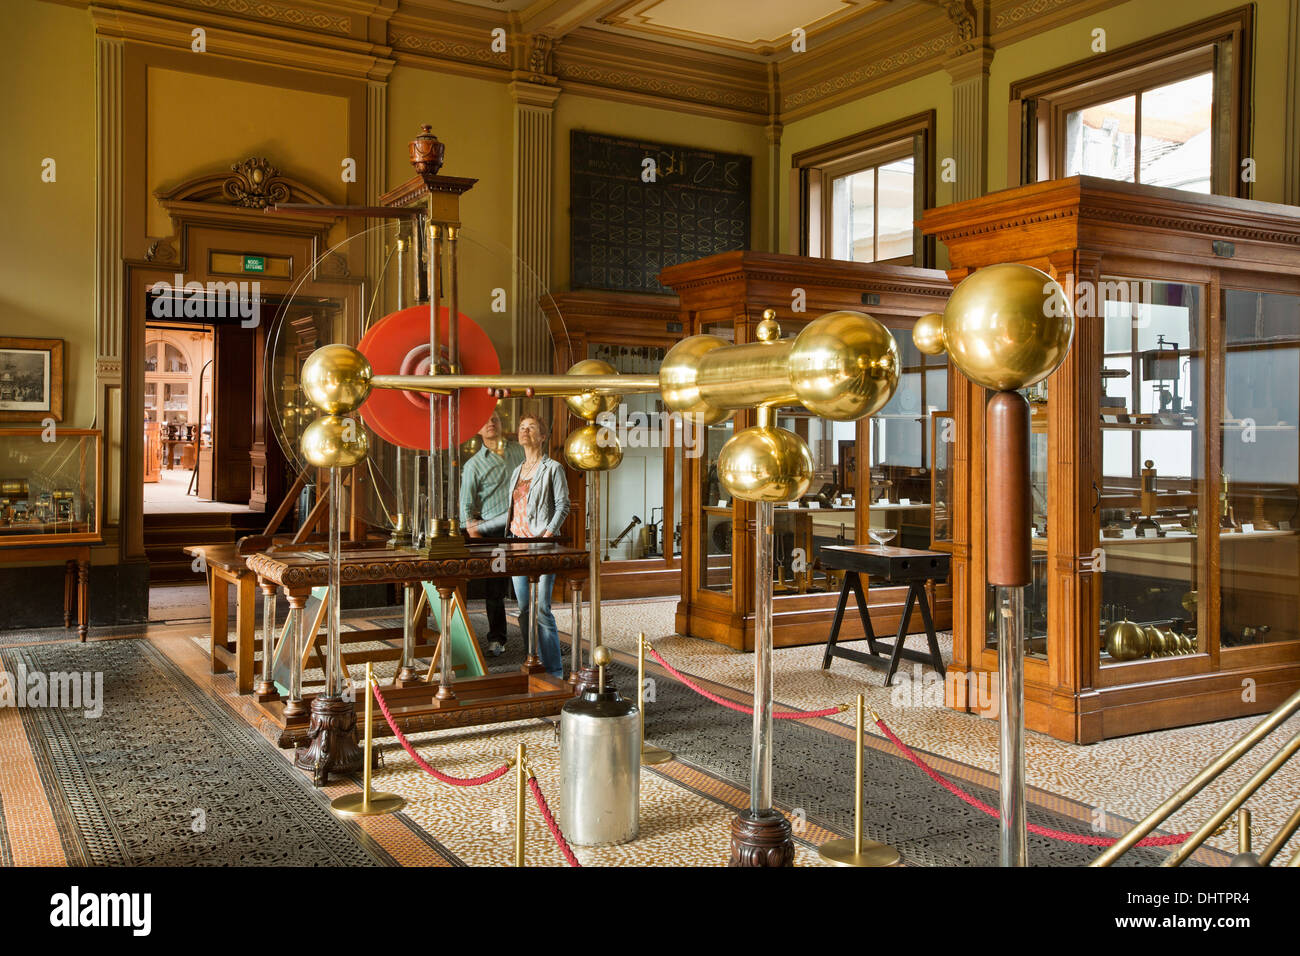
[509,78,560,376]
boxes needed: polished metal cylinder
[400,583,415,678]
[559,684,640,845]
[427,222,443,535]
[752,498,775,815]
[696,339,797,410]
[570,580,583,675]
[288,605,303,704]
[260,583,275,687]
[326,466,343,699]
[997,585,1027,866]
[446,226,461,533]
[528,578,539,662]
[588,472,603,650]
[437,588,455,699]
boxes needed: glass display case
[0,428,102,546]
[922,176,1300,742]
[660,251,954,650]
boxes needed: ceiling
[441,0,907,61]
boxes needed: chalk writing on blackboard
[570,131,752,294]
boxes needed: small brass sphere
[300,344,373,414]
[564,423,623,472]
[659,334,733,425]
[941,263,1073,391]
[564,359,621,422]
[756,309,781,343]
[301,414,370,469]
[788,310,900,420]
[593,645,611,668]
[718,424,813,502]
[912,312,946,356]
[1144,625,1168,657]
[1104,620,1148,661]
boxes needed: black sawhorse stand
[819,545,950,686]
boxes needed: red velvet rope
[371,682,512,787]
[527,777,582,867]
[645,644,842,720]
[872,715,1189,848]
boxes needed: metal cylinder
[752,497,775,815]
[987,391,1032,587]
[997,584,1027,866]
[559,683,640,846]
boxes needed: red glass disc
[356,305,501,450]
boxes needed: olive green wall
[1,0,96,427]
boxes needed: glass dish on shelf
[0,428,102,546]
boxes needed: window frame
[791,111,936,266]
[1009,6,1253,198]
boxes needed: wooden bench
[184,543,257,694]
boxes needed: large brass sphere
[941,263,1073,391]
[789,310,900,420]
[717,424,813,502]
[300,344,373,414]
[912,312,946,356]
[301,414,370,469]
[564,423,623,472]
[564,359,622,422]
[659,334,733,425]
[1104,620,1148,661]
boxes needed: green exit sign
[242,255,266,273]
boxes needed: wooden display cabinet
[921,176,1300,743]
[657,251,954,650]
[543,290,686,599]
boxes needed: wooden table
[0,542,91,641]
[183,544,257,693]
[818,544,950,686]
[246,541,589,784]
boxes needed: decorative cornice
[781,30,956,114]
[163,0,352,36]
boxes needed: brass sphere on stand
[912,312,946,357]
[941,263,1074,391]
[788,310,900,419]
[564,422,624,472]
[564,359,622,422]
[1144,626,1169,657]
[301,414,371,469]
[718,424,814,502]
[301,344,373,414]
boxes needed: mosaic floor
[2,593,1296,866]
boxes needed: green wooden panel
[421,583,485,679]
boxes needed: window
[1011,8,1252,197]
[792,112,935,266]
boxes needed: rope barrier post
[514,742,527,867]
[331,663,406,817]
[818,695,900,867]
[638,633,672,765]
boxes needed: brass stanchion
[818,696,901,867]
[637,633,673,765]
[331,663,406,816]
[514,742,527,867]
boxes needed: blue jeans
[513,574,562,677]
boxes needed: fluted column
[509,80,560,374]
[945,45,994,203]
[366,79,387,312]
[95,35,125,536]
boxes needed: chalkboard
[570,131,752,294]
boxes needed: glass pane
[830,167,875,262]
[163,343,189,373]
[1219,290,1300,647]
[876,157,914,261]
[1098,280,1206,665]
[774,412,856,594]
[699,320,735,592]
[1065,94,1137,181]
[0,432,98,537]
[1139,73,1212,192]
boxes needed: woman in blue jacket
[505,413,571,678]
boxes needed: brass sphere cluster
[299,344,374,468]
[563,359,624,473]
[1103,619,1197,661]
[912,263,1074,391]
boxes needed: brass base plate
[330,791,406,817]
[817,838,902,867]
[641,745,674,765]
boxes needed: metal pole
[997,585,1027,867]
[427,222,442,539]
[259,581,275,691]
[515,743,526,867]
[436,588,456,700]
[327,466,343,699]
[752,497,774,817]
[287,605,303,708]
[361,662,374,810]
[398,583,415,683]
[446,226,461,534]
[588,472,602,652]
[854,694,863,854]
[570,579,583,678]
[527,578,539,666]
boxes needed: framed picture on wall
[0,337,63,422]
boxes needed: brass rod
[1258,800,1300,865]
[1238,808,1252,854]
[371,373,660,395]
[854,693,864,855]
[1092,686,1300,866]
[361,662,374,810]
[638,633,645,746]
[1161,728,1300,867]
[515,743,526,867]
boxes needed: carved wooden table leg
[729,810,795,867]
[234,571,257,694]
[210,565,229,674]
[254,579,279,700]
[77,557,89,642]
[294,695,362,787]
[63,560,74,629]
